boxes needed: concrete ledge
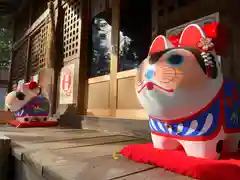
[0,136,11,180]
[11,155,45,180]
[59,114,151,139]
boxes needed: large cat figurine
[5,81,50,122]
[136,23,240,159]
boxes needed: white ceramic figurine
[136,23,240,160]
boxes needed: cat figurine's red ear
[149,35,174,56]
[202,22,228,55]
[178,23,228,54]
[26,81,38,90]
[178,24,211,51]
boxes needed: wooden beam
[109,0,120,116]
[12,8,50,51]
[76,0,91,115]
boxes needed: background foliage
[0,28,12,68]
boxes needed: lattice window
[30,31,42,75]
[12,42,28,81]
[40,23,48,69]
[63,0,81,61]
[30,23,49,75]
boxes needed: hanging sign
[59,63,75,104]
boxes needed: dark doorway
[88,9,112,78]
[119,0,152,71]
[88,0,152,78]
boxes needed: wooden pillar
[7,21,16,93]
[151,0,159,39]
[76,0,91,115]
[51,0,64,115]
[24,39,31,82]
[0,136,11,180]
[46,0,55,69]
[7,53,14,93]
[109,0,120,116]
[38,0,56,117]
[24,2,33,82]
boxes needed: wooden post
[47,0,55,69]
[41,0,64,116]
[76,0,91,115]
[109,0,120,116]
[7,20,16,93]
[38,0,56,117]
[0,136,11,180]
[24,39,31,82]
[51,0,64,115]
[151,0,159,39]
[24,2,33,82]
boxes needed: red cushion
[120,143,240,180]
[8,120,58,128]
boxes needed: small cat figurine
[5,81,50,122]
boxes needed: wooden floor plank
[41,154,154,180]
[4,126,193,180]
[13,135,138,161]
[20,135,138,150]
[3,131,111,143]
[52,139,150,160]
[22,139,147,178]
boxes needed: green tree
[0,28,12,68]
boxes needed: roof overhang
[0,0,30,28]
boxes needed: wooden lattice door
[29,22,48,77]
[12,42,28,83]
[63,0,81,63]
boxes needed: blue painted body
[150,79,240,139]
[14,96,49,117]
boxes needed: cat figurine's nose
[146,82,154,90]
[16,91,25,101]
[145,68,155,80]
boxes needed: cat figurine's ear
[178,24,207,50]
[16,83,24,92]
[149,35,174,56]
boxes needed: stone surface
[114,168,195,180]
[0,126,193,180]
[42,155,153,180]
[59,115,151,139]
[19,135,137,150]
[52,139,149,159]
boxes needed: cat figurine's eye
[166,54,184,66]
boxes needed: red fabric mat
[8,120,58,128]
[120,143,240,180]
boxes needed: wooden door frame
[109,0,120,117]
[86,0,153,119]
